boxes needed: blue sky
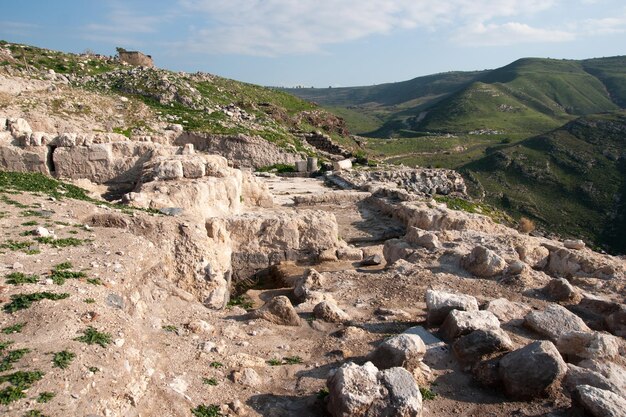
[1,0,625,87]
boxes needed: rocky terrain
[0,42,625,417]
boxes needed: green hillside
[462,111,626,253]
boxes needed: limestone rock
[405,227,440,251]
[361,254,383,266]
[485,298,531,323]
[605,305,626,337]
[187,320,214,334]
[516,244,549,269]
[439,309,501,341]
[461,246,507,278]
[332,159,352,171]
[578,359,626,394]
[293,269,326,301]
[564,239,585,250]
[425,289,479,325]
[231,368,262,388]
[313,300,350,323]
[367,333,426,371]
[326,362,422,417]
[543,278,581,302]
[524,304,590,342]
[452,329,514,364]
[499,341,567,399]
[505,260,526,275]
[250,296,301,326]
[563,364,621,395]
[575,385,626,417]
[556,331,619,361]
[153,160,184,180]
[337,246,363,261]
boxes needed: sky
[1,0,625,87]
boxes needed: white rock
[564,239,585,250]
[425,289,479,325]
[439,309,500,341]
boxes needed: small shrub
[88,366,99,373]
[55,262,73,270]
[267,359,282,366]
[0,370,44,388]
[37,391,56,403]
[209,361,223,369]
[2,323,26,334]
[52,350,75,369]
[518,217,536,234]
[191,404,222,417]
[74,327,112,348]
[50,264,86,285]
[21,221,38,226]
[226,295,253,309]
[83,298,96,304]
[6,272,39,285]
[4,292,70,313]
[420,386,437,401]
[283,356,303,365]
[86,278,102,285]
[0,349,31,372]
[202,377,218,386]
[35,237,83,248]
[24,409,47,417]
[162,325,178,333]
[0,385,25,405]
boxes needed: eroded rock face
[250,296,301,326]
[524,304,591,342]
[326,362,423,417]
[461,246,507,278]
[425,290,479,325]
[575,385,626,417]
[499,341,567,399]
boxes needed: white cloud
[580,15,626,35]
[454,22,575,46]
[176,0,563,55]
[0,21,39,37]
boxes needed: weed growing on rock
[6,272,39,285]
[4,292,70,313]
[37,391,55,403]
[2,323,26,334]
[74,327,112,348]
[52,350,75,369]
[191,404,222,417]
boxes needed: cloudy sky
[2,0,625,86]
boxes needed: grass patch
[256,163,295,173]
[50,263,86,285]
[52,350,75,369]
[0,348,31,372]
[0,240,31,251]
[21,221,38,226]
[162,325,178,333]
[2,323,26,334]
[83,298,96,304]
[5,272,39,285]
[226,295,253,310]
[35,236,83,248]
[24,410,47,417]
[209,361,223,369]
[0,370,44,388]
[433,195,513,225]
[0,194,29,208]
[0,341,14,352]
[37,391,55,403]
[74,326,112,348]
[191,404,222,417]
[0,385,26,405]
[267,359,282,366]
[86,278,103,286]
[202,377,218,386]
[420,386,437,401]
[283,356,303,365]
[4,292,70,313]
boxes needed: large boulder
[326,362,422,417]
[439,310,501,341]
[249,296,301,326]
[452,329,514,364]
[575,385,626,417]
[367,334,426,372]
[524,304,590,342]
[543,278,581,302]
[556,331,619,361]
[485,298,531,323]
[425,290,479,325]
[313,300,351,323]
[461,246,507,278]
[498,341,567,399]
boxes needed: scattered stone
[452,329,513,364]
[231,368,262,388]
[106,294,125,310]
[326,362,422,417]
[471,357,502,388]
[564,239,585,250]
[360,254,383,266]
[575,385,626,417]
[461,246,507,278]
[319,248,339,262]
[485,298,531,323]
[605,305,626,337]
[578,359,626,394]
[499,341,567,399]
[405,227,440,251]
[293,269,326,301]
[187,320,214,334]
[336,246,363,261]
[159,207,183,216]
[439,309,501,341]
[250,296,301,326]
[34,226,52,237]
[403,326,443,346]
[367,333,426,371]
[332,159,352,172]
[313,300,350,323]
[556,331,619,361]
[543,278,581,302]
[563,364,620,394]
[425,289,479,325]
[505,260,526,275]
[524,304,590,342]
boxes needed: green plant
[50,263,86,285]
[267,359,282,366]
[4,292,70,313]
[2,323,26,334]
[35,236,83,247]
[283,356,303,365]
[0,194,29,208]
[37,391,55,403]
[54,261,72,270]
[0,348,31,372]
[191,404,222,417]
[316,387,329,400]
[0,385,26,405]
[21,220,38,226]
[202,377,218,386]
[86,278,103,285]
[74,327,112,348]
[23,410,47,417]
[0,240,31,251]
[420,386,437,401]
[162,325,178,333]
[5,272,38,285]
[52,350,75,369]
[209,361,223,369]
[0,340,14,352]
[226,295,253,309]
[88,366,99,373]
[83,298,96,304]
